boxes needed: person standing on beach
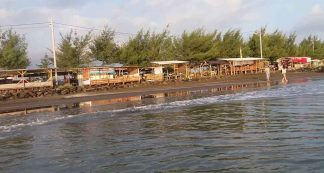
[282,66,288,83]
[265,66,270,82]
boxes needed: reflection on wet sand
[0,81,276,116]
[0,107,56,116]
[80,96,143,107]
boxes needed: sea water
[1,78,324,172]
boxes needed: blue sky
[1,0,324,67]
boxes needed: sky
[1,0,324,67]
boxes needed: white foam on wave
[0,115,77,133]
[0,106,137,133]
[1,80,324,134]
[95,80,324,113]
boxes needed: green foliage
[286,33,297,56]
[89,27,119,64]
[248,27,272,59]
[220,30,243,58]
[297,35,314,57]
[119,28,175,66]
[0,29,30,69]
[174,28,221,62]
[52,27,324,68]
[56,30,92,68]
[296,35,324,59]
[264,30,289,62]
[38,53,53,68]
[6,25,324,69]
[248,28,299,63]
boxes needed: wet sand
[0,71,323,113]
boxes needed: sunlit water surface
[1,79,324,172]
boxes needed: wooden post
[256,61,259,73]
[47,69,54,87]
[185,64,188,78]
[209,64,212,77]
[18,70,27,89]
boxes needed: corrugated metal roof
[219,57,264,61]
[151,60,189,65]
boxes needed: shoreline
[0,71,323,113]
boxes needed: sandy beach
[0,71,323,113]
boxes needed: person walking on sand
[281,66,288,83]
[265,66,270,82]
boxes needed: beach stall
[140,66,164,82]
[219,58,266,75]
[311,59,321,67]
[78,66,141,86]
[199,61,212,77]
[276,58,291,70]
[277,57,311,70]
[208,60,232,76]
[187,60,230,78]
[151,61,189,80]
[0,68,53,91]
[290,57,311,69]
[186,62,209,79]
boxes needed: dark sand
[0,71,323,113]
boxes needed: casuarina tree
[89,27,119,65]
[0,29,30,69]
[56,30,92,68]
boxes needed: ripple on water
[1,80,324,172]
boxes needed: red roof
[289,57,309,63]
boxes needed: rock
[18,91,27,98]
[27,91,36,98]
[3,91,11,98]
[36,91,43,97]
[0,95,6,101]
[76,86,83,92]
[55,88,62,93]
[60,89,69,95]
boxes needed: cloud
[293,4,324,40]
[0,9,10,19]
[311,4,323,15]
[114,0,265,34]
[45,0,90,8]
[0,0,293,66]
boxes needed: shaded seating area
[0,68,53,91]
[78,66,141,86]
[151,61,189,80]
[219,58,266,75]
[188,60,233,79]
[140,66,164,82]
[208,60,232,76]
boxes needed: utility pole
[240,46,243,58]
[313,36,315,53]
[259,29,263,59]
[50,17,58,85]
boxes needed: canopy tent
[288,57,311,63]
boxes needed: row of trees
[0,27,323,70]
[43,27,324,68]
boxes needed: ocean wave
[1,80,324,134]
